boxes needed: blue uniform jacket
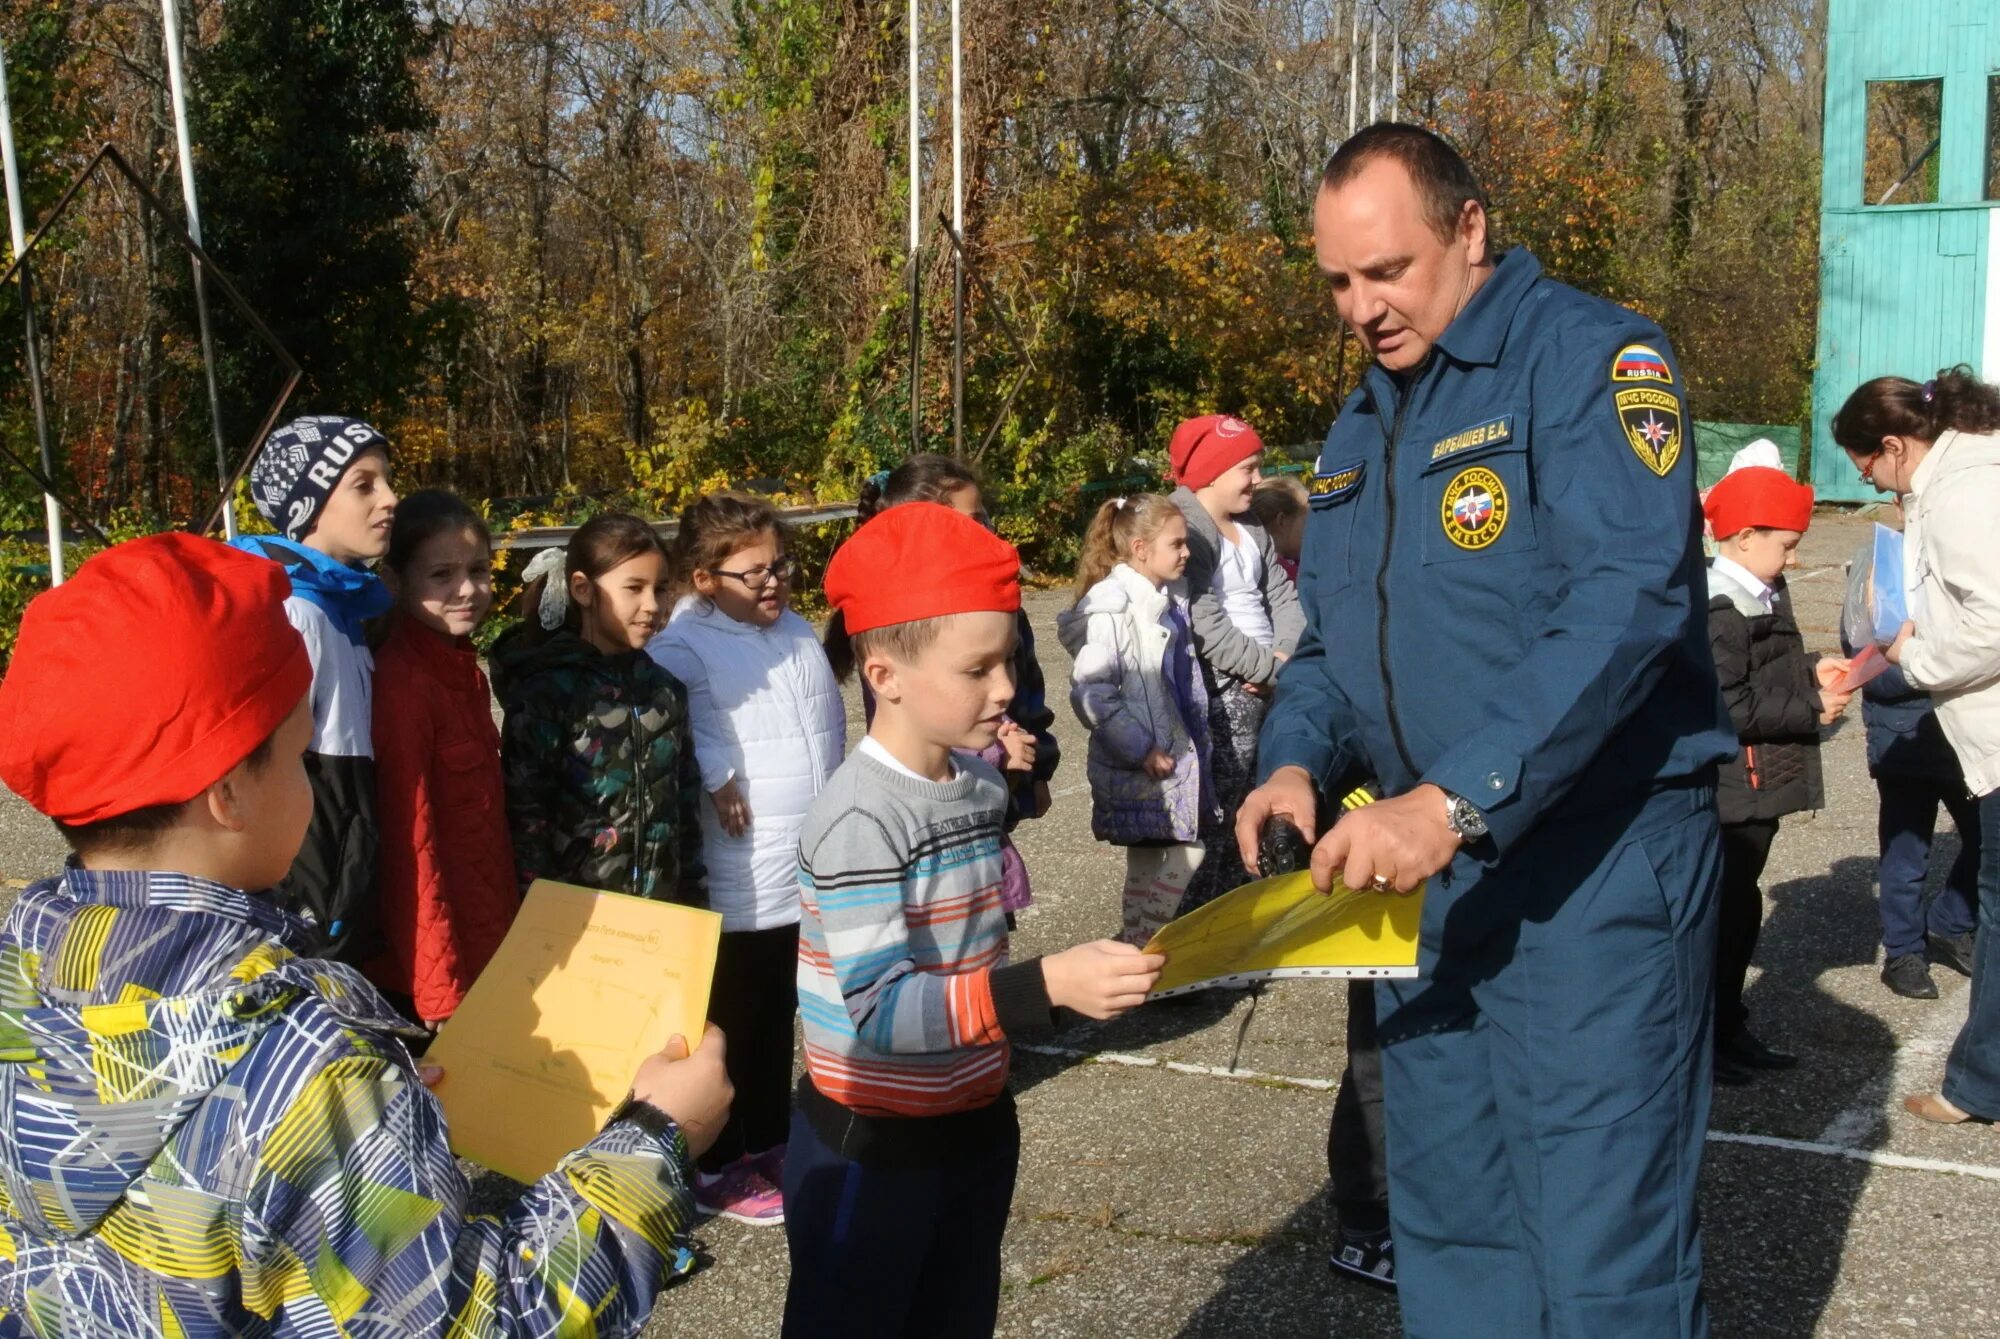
[1260,249,1736,854]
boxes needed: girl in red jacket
[370,490,519,1027]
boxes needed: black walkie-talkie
[1259,817,1313,877]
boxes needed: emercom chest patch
[1440,466,1509,550]
[1429,416,1512,463]
[1310,460,1365,504]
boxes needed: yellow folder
[1143,870,1423,998]
[425,879,722,1182]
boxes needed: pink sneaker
[694,1157,785,1226]
[751,1143,788,1189]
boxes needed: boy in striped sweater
[785,503,1164,1338]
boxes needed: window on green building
[1865,79,1942,205]
[1988,75,2000,200]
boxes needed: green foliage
[0,511,155,677]
[184,0,436,419]
[0,0,82,514]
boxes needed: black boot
[1928,930,1976,978]
[1882,953,1940,1000]
[1718,1031,1797,1071]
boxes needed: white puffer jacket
[648,598,846,929]
[1054,563,1212,845]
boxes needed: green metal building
[1813,0,2000,502]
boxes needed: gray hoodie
[1168,485,1305,689]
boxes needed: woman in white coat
[1835,367,2000,1126]
[650,492,845,1223]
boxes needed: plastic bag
[1841,525,1907,650]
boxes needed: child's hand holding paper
[1828,642,1892,693]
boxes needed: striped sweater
[796,748,1053,1121]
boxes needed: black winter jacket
[1708,566,1825,824]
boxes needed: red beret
[825,502,1020,636]
[1168,414,1264,490]
[1703,466,1814,540]
[0,533,312,825]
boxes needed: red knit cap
[825,502,1021,636]
[1703,466,1814,540]
[0,533,312,825]
[1168,414,1264,490]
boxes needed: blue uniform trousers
[1942,790,2000,1120]
[1378,783,1720,1339]
[1875,775,1981,960]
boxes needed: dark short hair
[858,453,982,520]
[386,489,491,574]
[55,733,278,855]
[1319,122,1488,246]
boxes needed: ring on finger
[1369,875,1394,893]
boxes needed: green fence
[1693,422,1803,490]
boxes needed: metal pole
[0,42,61,583]
[1347,3,1359,135]
[1369,14,1379,124]
[950,0,964,456]
[1392,24,1400,120]
[160,0,237,539]
[908,0,922,452]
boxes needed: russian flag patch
[1612,343,1673,385]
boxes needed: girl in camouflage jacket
[491,514,703,903]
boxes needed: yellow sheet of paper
[1143,870,1423,997]
[426,879,721,1182]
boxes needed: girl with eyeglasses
[648,491,846,1225]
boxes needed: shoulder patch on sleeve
[1611,343,1674,385]
[1615,387,1684,477]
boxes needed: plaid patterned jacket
[0,867,694,1335]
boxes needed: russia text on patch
[1611,343,1673,385]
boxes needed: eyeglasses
[710,555,795,590]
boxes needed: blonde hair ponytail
[1072,494,1182,601]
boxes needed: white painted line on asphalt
[1016,1043,1337,1090]
[1024,1042,2000,1183]
[1705,1130,2000,1184]
[1816,983,1971,1147]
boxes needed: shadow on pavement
[1171,1181,1402,1338]
[1701,852,1899,1337]
[1172,847,1909,1339]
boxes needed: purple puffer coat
[1055,563,1215,845]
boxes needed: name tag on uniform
[1310,460,1365,506]
[1429,416,1512,463]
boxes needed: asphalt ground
[3,509,1996,1337]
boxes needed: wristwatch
[606,1090,678,1142]
[1442,790,1489,841]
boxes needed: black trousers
[1326,978,1389,1235]
[700,922,800,1172]
[1716,818,1780,1043]
[781,1100,1020,1339]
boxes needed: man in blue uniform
[1236,124,1737,1337]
